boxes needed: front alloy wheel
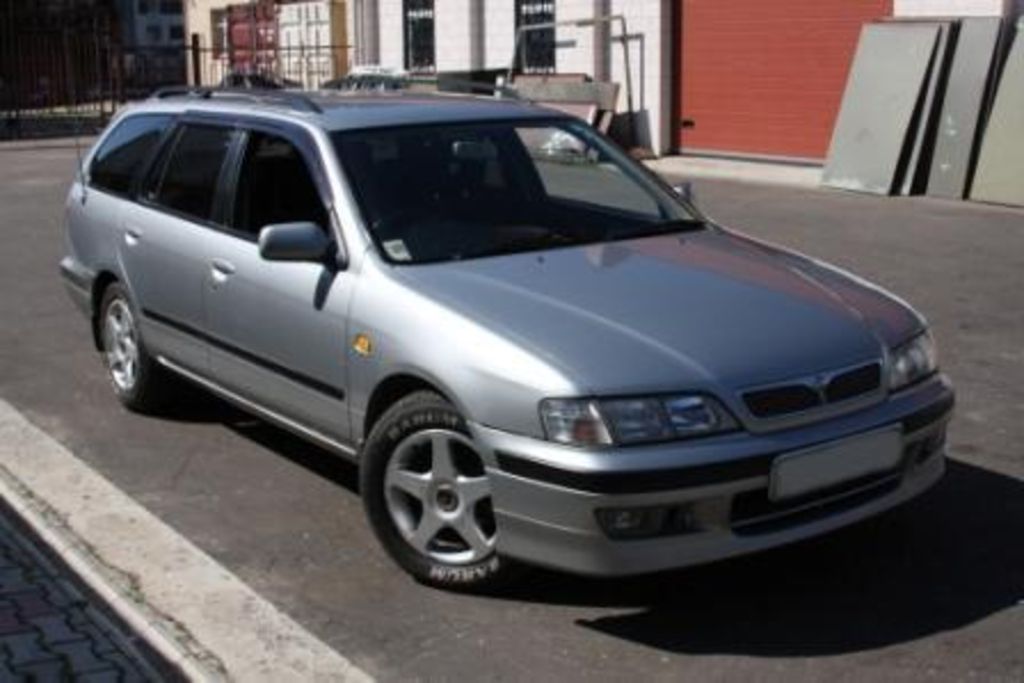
[361,391,520,591]
[384,429,497,565]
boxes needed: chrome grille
[742,361,883,420]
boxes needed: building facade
[115,0,187,86]
[348,0,1022,158]
[184,0,348,85]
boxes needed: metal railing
[1,27,352,140]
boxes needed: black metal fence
[1,23,351,140]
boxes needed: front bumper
[470,374,954,576]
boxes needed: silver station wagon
[60,89,955,591]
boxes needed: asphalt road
[1,143,1022,682]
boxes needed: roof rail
[149,87,323,114]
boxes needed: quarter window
[89,114,171,196]
[147,124,234,223]
[232,131,328,237]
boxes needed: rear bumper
[59,256,94,317]
[471,375,953,576]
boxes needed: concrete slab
[822,23,940,195]
[927,17,1003,199]
[646,155,822,189]
[971,19,1024,206]
[896,20,956,196]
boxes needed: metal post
[507,14,638,148]
[250,0,257,73]
[191,33,201,86]
[592,0,610,82]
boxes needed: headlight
[540,394,737,447]
[888,331,938,391]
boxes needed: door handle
[210,258,236,285]
[124,226,142,246]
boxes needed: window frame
[86,113,175,199]
[220,124,335,244]
[130,113,341,252]
[402,0,436,73]
[514,0,556,74]
[137,119,242,231]
[331,117,705,266]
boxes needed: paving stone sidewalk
[0,503,171,682]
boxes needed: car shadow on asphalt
[502,459,1024,657]
[158,384,361,493]
[156,389,1022,657]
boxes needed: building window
[169,25,184,41]
[146,25,162,42]
[403,0,435,73]
[159,0,182,15]
[138,0,149,14]
[515,0,555,73]
[211,8,228,58]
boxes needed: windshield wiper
[454,231,586,260]
[604,218,705,242]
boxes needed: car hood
[393,228,923,395]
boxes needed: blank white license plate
[770,428,903,501]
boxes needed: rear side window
[147,124,234,223]
[89,114,171,196]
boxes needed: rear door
[120,121,238,372]
[71,113,172,287]
[203,123,354,443]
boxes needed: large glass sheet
[970,21,1024,207]
[927,17,1002,200]
[822,24,939,195]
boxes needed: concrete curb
[0,137,98,152]
[0,470,222,681]
[646,155,823,188]
[0,399,373,682]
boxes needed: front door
[203,127,353,443]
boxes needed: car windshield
[332,119,703,264]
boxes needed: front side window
[333,120,700,265]
[147,124,234,223]
[89,114,171,196]
[403,0,435,73]
[232,131,328,238]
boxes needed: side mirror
[672,181,696,205]
[258,222,330,263]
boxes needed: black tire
[361,391,523,592]
[97,282,171,413]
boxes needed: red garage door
[677,0,892,160]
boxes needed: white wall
[483,1,516,69]
[554,0,597,76]
[366,0,674,153]
[435,0,474,71]
[894,0,1006,16]
[378,0,404,68]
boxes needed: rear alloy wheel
[361,391,521,591]
[99,283,170,412]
